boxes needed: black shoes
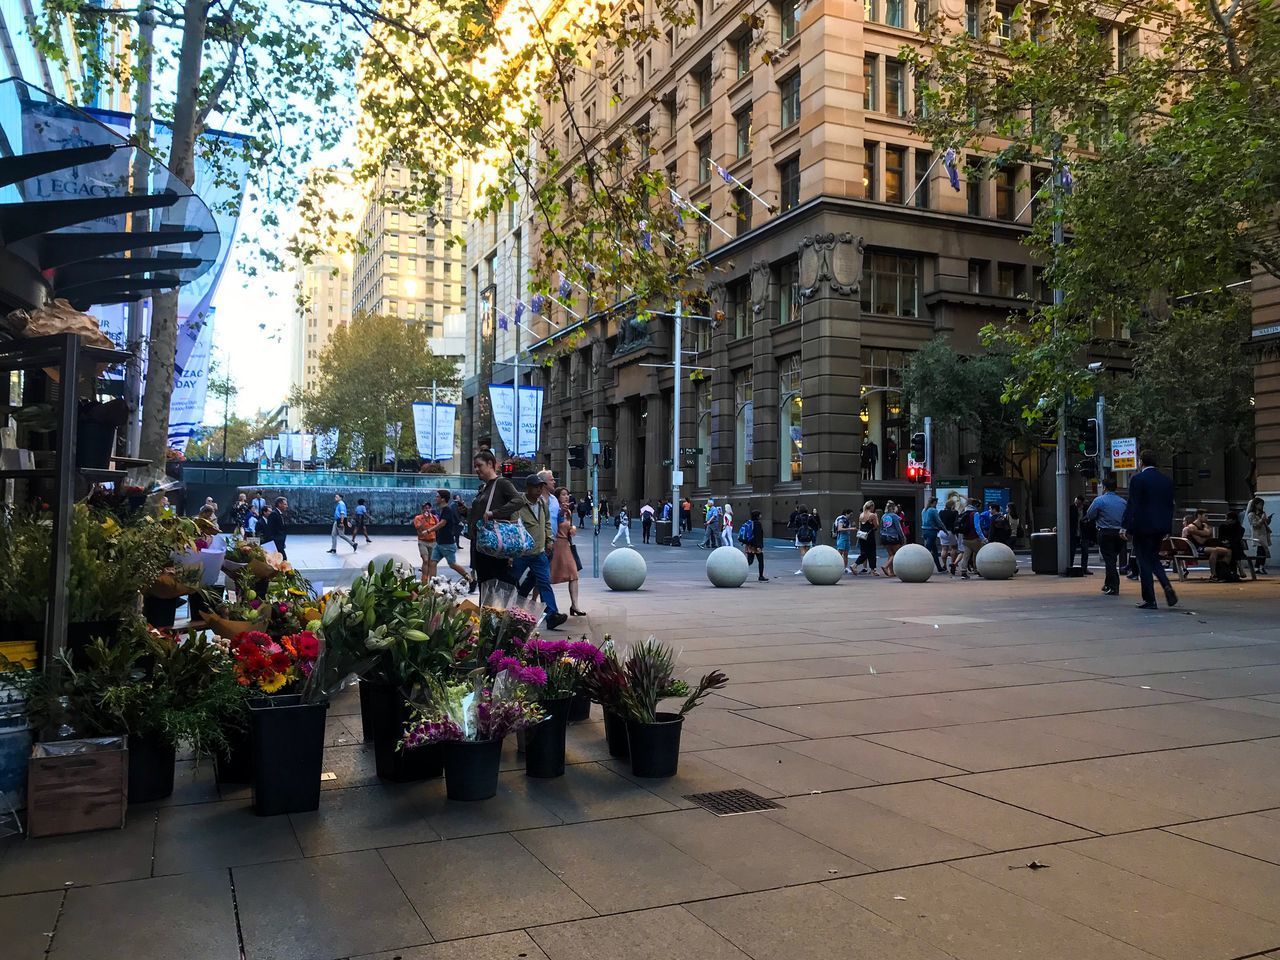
[326,549,337,554]
[352,541,358,552]
[758,576,768,582]
[1136,601,1158,609]
[545,612,569,629]
[1165,586,1178,607]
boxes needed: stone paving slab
[7,548,1280,960]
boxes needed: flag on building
[558,272,573,298]
[639,220,652,251]
[530,293,545,314]
[514,301,526,325]
[943,148,961,192]
[714,163,733,184]
[497,311,509,331]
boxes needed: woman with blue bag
[466,450,528,587]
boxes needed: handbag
[475,482,535,558]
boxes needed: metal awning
[0,78,220,310]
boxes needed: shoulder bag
[475,482,535,558]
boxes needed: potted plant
[4,623,247,803]
[354,575,477,782]
[235,620,373,815]
[618,638,728,778]
[497,637,604,778]
[400,673,542,801]
[581,639,634,759]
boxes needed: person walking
[577,492,593,527]
[921,496,943,572]
[721,502,735,546]
[231,492,250,535]
[792,504,815,574]
[680,497,693,534]
[701,500,718,549]
[1121,449,1178,609]
[1072,495,1094,575]
[431,489,473,587]
[412,500,441,582]
[328,493,358,554]
[250,490,267,515]
[640,500,655,543]
[1246,496,1272,575]
[880,500,906,577]
[938,496,960,574]
[466,450,526,588]
[1087,477,1127,596]
[262,497,290,560]
[353,498,373,543]
[854,500,878,575]
[957,499,985,579]
[834,507,853,573]
[611,502,632,545]
[512,474,568,629]
[988,503,1011,546]
[551,486,586,616]
[742,509,767,580]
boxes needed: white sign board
[412,402,456,461]
[671,470,685,487]
[488,384,543,458]
[1110,437,1138,471]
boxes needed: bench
[1164,536,1254,581]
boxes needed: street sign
[672,469,685,486]
[662,458,674,467]
[680,447,704,455]
[1110,437,1138,471]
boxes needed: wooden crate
[27,738,128,837]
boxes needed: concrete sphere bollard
[706,546,749,588]
[976,541,1018,580]
[802,544,846,585]
[370,553,408,573]
[603,547,647,591]
[893,543,935,583]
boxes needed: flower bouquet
[230,630,319,695]
[221,537,266,577]
[401,673,543,800]
[491,636,604,778]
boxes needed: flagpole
[705,159,776,212]
[431,380,438,461]
[670,187,734,239]
[513,319,520,460]
[902,151,944,207]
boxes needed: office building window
[697,137,712,183]
[885,60,906,116]
[731,278,752,338]
[735,370,753,484]
[865,0,878,21]
[885,146,905,203]
[965,0,979,36]
[779,355,802,481]
[779,156,800,210]
[915,0,929,29]
[914,149,931,208]
[735,106,753,157]
[733,187,753,234]
[860,251,920,317]
[885,0,904,28]
[695,64,712,109]
[697,210,711,253]
[781,0,800,40]
[863,55,878,111]
[1030,167,1049,220]
[777,258,800,324]
[995,166,1016,220]
[966,155,982,215]
[735,32,752,78]
[968,259,986,293]
[997,2,1014,39]
[696,380,712,488]
[863,141,878,200]
[996,263,1020,297]
[780,72,801,128]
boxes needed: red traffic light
[905,463,931,485]
[501,461,515,476]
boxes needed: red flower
[293,631,319,660]
[269,652,292,673]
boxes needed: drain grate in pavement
[684,789,783,816]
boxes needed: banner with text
[412,402,457,461]
[487,384,543,458]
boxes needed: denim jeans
[923,529,942,571]
[513,551,559,615]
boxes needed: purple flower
[566,640,604,666]
[524,638,568,661]
[249,599,262,609]
[515,665,548,687]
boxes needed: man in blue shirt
[328,493,358,554]
[1087,477,1128,596]
[921,496,944,572]
[978,502,994,540]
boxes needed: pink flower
[566,640,605,666]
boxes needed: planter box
[250,696,329,816]
[626,712,684,778]
[363,681,443,782]
[127,733,176,803]
[27,737,128,837]
[442,738,504,801]
[525,697,571,779]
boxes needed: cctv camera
[1087,362,1104,373]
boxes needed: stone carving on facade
[798,233,865,300]
[570,350,583,394]
[614,313,653,355]
[750,259,771,315]
[708,280,728,328]
[591,337,605,376]
[747,259,768,316]
[547,360,560,397]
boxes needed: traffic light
[568,443,586,469]
[1069,415,1090,454]
[1083,418,1099,458]
[501,461,515,477]
[909,432,925,461]
[905,463,931,484]
[602,445,615,469]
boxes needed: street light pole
[1053,155,1071,575]
[670,298,684,546]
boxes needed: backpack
[960,510,979,539]
[613,513,621,528]
[738,519,754,544]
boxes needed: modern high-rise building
[0,0,84,99]
[351,166,469,339]
[460,0,1246,530]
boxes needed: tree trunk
[136,0,207,474]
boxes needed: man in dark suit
[263,496,290,560]
[1121,450,1177,609]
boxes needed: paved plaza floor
[4,537,1280,960]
